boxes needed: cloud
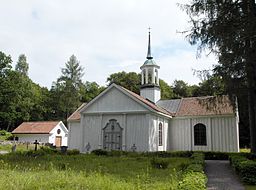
[0,0,217,88]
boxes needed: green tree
[53,55,84,120]
[159,79,175,100]
[80,81,105,103]
[0,51,12,77]
[172,80,193,98]
[182,0,256,152]
[107,71,141,94]
[15,54,29,76]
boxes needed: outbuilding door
[55,136,62,147]
[103,119,123,150]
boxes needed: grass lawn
[0,153,190,190]
[0,143,38,152]
[246,186,256,190]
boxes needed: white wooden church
[68,32,239,153]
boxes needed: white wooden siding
[148,114,169,151]
[169,116,239,152]
[68,121,82,150]
[82,115,101,152]
[81,113,150,152]
[85,88,148,113]
[169,119,191,151]
[15,134,50,144]
[49,123,68,146]
[211,117,239,152]
[126,114,148,151]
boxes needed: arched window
[194,123,207,146]
[158,122,163,146]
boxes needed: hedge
[230,155,256,185]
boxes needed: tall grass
[0,153,190,189]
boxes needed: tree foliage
[107,71,141,94]
[15,54,29,76]
[182,0,256,152]
[52,55,84,121]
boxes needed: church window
[194,123,207,146]
[158,122,163,146]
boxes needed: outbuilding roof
[12,121,61,134]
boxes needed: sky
[0,0,216,89]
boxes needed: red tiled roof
[120,86,174,116]
[12,121,60,134]
[176,96,235,117]
[67,103,86,121]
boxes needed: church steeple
[140,29,161,103]
[146,29,153,60]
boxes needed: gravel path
[205,160,245,190]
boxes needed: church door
[103,119,123,150]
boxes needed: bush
[185,164,203,173]
[150,157,169,169]
[204,151,230,160]
[178,152,207,189]
[91,149,108,156]
[230,155,256,184]
[67,149,80,155]
[142,151,192,158]
[178,171,207,190]
[0,130,13,140]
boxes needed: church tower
[140,30,161,103]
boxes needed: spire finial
[147,27,153,59]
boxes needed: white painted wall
[140,87,161,103]
[68,121,82,150]
[49,123,68,146]
[85,87,148,113]
[211,117,239,152]
[126,114,149,151]
[148,114,169,151]
[169,115,239,152]
[15,134,50,144]
[80,113,151,152]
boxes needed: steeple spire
[146,27,153,60]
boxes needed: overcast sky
[0,0,216,88]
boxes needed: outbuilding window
[158,122,163,146]
[194,123,207,146]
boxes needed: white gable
[82,86,148,114]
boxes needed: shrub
[230,155,256,184]
[142,151,192,158]
[150,157,169,169]
[178,171,207,190]
[239,160,256,184]
[91,149,108,156]
[67,149,80,155]
[230,155,248,172]
[204,151,229,160]
[178,152,207,189]
[185,164,203,173]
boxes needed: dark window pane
[194,123,207,146]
